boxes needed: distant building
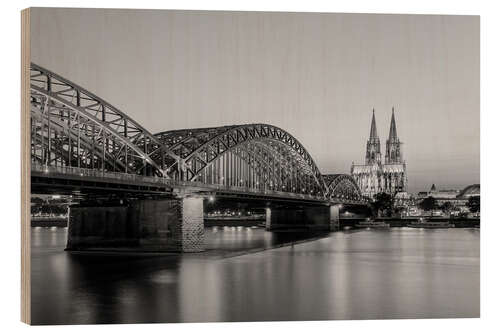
[351,108,408,198]
[429,184,460,199]
[393,191,414,212]
[416,184,480,213]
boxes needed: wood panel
[21,7,31,325]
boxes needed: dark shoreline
[31,216,480,228]
[340,217,480,228]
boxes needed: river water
[31,226,479,325]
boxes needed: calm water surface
[31,227,479,324]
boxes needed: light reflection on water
[30,227,479,324]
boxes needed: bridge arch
[323,174,362,201]
[155,124,328,196]
[30,63,176,177]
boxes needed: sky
[30,8,479,193]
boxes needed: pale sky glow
[31,8,479,193]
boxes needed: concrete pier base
[265,205,332,231]
[169,197,205,253]
[66,196,205,253]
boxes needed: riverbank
[31,215,480,229]
[204,215,265,227]
[31,216,67,227]
[31,215,267,228]
[340,217,480,228]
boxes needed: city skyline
[30,8,479,193]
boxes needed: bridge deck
[31,164,364,205]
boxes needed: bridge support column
[168,196,205,253]
[329,204,341,231]
[66,196,204,253]
[131,196,205,252]
[264,206,331,231]
[67,205,134,248]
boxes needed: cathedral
[351,108,408,198]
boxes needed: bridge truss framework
[30,63,365,204]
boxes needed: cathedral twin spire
[353,107,408,197]
[365,107,402,165]
[388,107,398,140]
[386,107,402,164]
[369,108,378,140]
[365,109,382,165]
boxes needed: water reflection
[31,227,479,324]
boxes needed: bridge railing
[31,163,175,186]
[198,183,325,201]
[31,163,327,201]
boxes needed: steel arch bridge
[154,124,325,196]
[30,63,364,204]
[323,174,363,202]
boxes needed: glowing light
[208,195,215,202]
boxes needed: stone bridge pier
[66,195,205,253]
[265,204,341,232]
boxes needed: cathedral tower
[352,107,408,198]
[385,107,403,164]
[365,109,382,165]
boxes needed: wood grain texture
[21,7,31,325]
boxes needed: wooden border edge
[21,7,31,325]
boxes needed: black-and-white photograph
[25,8,479,325]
